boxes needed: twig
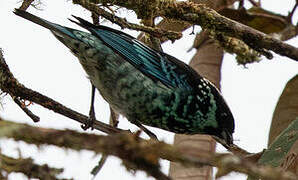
[91,12,99,25]
[72,0,182,41]
[247,0,261,7]
[287,1,298,23]
[91,155,108,178]
[19,0,34,10]
[11,95,40,122]
[238,0,244,9]
[141,17,163,51]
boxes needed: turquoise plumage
[14,9,235,145]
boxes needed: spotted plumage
[14,9,235,145]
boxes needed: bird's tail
[14,9,77,40]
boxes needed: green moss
[0,120,23,137]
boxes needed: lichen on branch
[0,152,64,180]
[81,0,298,61]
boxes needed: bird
[14,9,235,145]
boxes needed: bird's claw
[81,120,93,130]
[81,109,96,130]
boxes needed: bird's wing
[96,29,193,89]
[71,16,196,90]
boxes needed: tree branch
[1,117,296,179]
[56,131,298,180]
[0,119,170,179]
[0,49,123,135]
[0,119,106,152]
[212,32,262,65]
[81,0,298,60]
[0,152,65,180]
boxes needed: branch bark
[0,119,106,152]
[1,117,297,179]
[68,131,298,180]
[0,152,64,180]
[77,0,298,60]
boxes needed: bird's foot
[81,106,96,130]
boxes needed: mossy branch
[0,152,65,180]
[77,0,298,60]
[212,33,262,65]
[0,119,105,152]
[1,118,296,180]
[58,131,297,180]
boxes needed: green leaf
[247,118,298,180]
[269,75,298,146]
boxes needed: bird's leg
[91,107,119,178]
[133,121,158,140]
[109,106,119,127]
[81,84,96,130]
